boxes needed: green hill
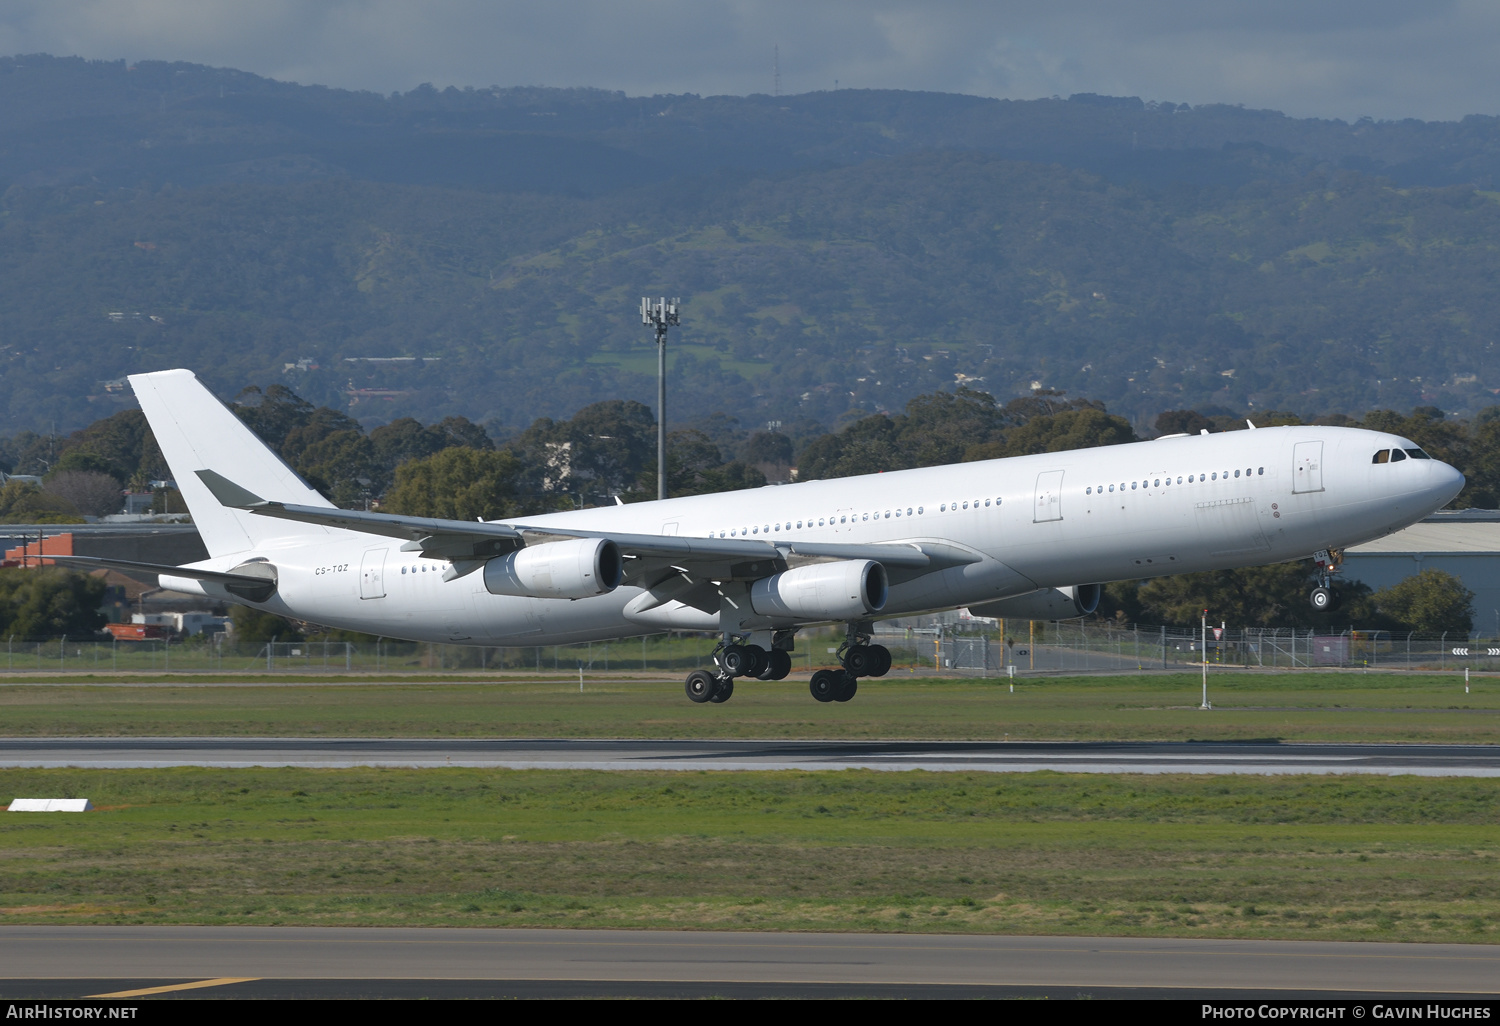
[4,55,1500,434]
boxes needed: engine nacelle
[967,584,1101,621]
[750,559,888,621]
[483,538,623,600]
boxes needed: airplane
[56,369,1464,705]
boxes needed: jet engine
[750,559,888,621]
[967,584,1101,621]
[483,538,623,600]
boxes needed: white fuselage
[170,425,1463,645]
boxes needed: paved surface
[1,737,1497,774]
[0,928,1496,996]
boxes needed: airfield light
[641,296,681,501]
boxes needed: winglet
[195,470,269,509]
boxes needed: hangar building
[1343,509,1500,635]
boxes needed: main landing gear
[808,627,892,704]
[684,636,793,704]
[1309,548,1344,612]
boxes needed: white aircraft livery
[60,370,1464,704]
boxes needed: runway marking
[86,977,258,997]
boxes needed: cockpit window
[1372,449,1390,464]
[1390,448,1407,462]
[1406,448,1432,460]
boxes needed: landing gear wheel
[685,670,718,704]
[867,644,892,677]
[721,645,749,676]
[843,645,873,676]
[1309,586,1334,612]
[833,674,858,702]
[744,645,768,677]
[709,678,735,703]
[809,669,841,703]
[721,645,759,677]
[758,649,792,681]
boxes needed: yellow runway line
[87,977,259,998]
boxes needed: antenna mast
[774,44,781,98]
[641,296,680,500]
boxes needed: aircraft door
[360,548,387,599]
[1293,441,1324,493]
[1033,470,1064,523]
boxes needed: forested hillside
[4,55,1500,436]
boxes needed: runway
[0,927,1496,999]
[2,737,1498,774]
[0,924,1494,996]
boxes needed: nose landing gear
[1309,548,1345,611]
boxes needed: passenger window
[1390,448,1407,462]
[1234,470,1240,478]
[1406,448,1432,460]
[1373,450,1390,464]
[1108,484,1114,492]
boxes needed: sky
[0,1,1495,123]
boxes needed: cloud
[0,0,1496,121]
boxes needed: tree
[0,568,107,638]
[0,480,84,524]
[1135,560,1378,629]
[1155,410,1211,436]
[43,471,123,519]
[50,449,120,481]
[1374,569,1474,634]
[228,604,303,643]
[383,447,522,521]
[295,430,380,506]
[965,408,1136,460]
[743,431,793,466]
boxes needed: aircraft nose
[1428,459,1465,508]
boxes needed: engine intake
[750,559,888,621]
[967,584,1101,621]
[483,538,623,600]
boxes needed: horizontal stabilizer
[47,555,278,602]
[196,469,269,509]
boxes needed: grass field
[0,672,1496,742]
[1,768,1495,940]
[3,674,1495,942]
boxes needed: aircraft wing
[195,470,966,581]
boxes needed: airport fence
[0,623,1492,676]
[892,620,1500,676]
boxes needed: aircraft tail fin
[129,369,333,558]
